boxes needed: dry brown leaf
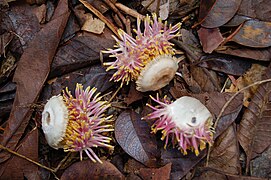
[61,160,124,180]
[200,0,242,28]
[81,13,105,34]
[0,128,39,179]
[231,20,271,48]
[226,64,267,107]
[216,45,271,61]
[138,163,171,180]
[115,111,159,167]
[208,125,240,175]
[0,0,70,163]
[197,27,224,53]
[237,65,271,161]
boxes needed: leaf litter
[0,0,271,179]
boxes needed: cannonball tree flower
[42,84,114,163]
[143,95,214,156]
[103,14,182,92]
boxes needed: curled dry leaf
[200,0,242,28]
[114,111,159,167]
[231,20,271,48]
[226,64,267,107]
[197,27,224,53]
[237,66,271,160]
[61,160,124,180]
[0,0,70,163]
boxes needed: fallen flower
[143,95,214,156]
[103,14,182,92]
[42,84,114,163]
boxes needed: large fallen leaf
[49,29,115,78]
[216,45,271,61]
[161,92,243,179]
[238,0,271,22]
[199,54,252,76]
[200,0,242,28]
[0,128,39,179]
[114,111,159,167]
[61,160,124,180]
[208,125,240,174]
[231,20,271,48]
[0,0,70,163]
[197,27,224,53]
[237,66,271,160]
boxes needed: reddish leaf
[237,66,271,160]
[50,29,115,78]
[201,0,242,28]
[0,128,39,179]
[197,27,224,53]
[115,111,159,167]
[216,46,271,61]
[61,160,124,180]
[231,20,271,48]
[198,0,216,21]
[138,163,171,180]
[161,92,243,179]
[0,0,70,163]
[199,54,252,76]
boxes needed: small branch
[155,0,161,16]
[0,144,56,173]
[79,0,119,38]
[103,0,127,27]
[109,85,122,103]
[115,3,145,20]
[206,78,271,166]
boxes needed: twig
[115,3,145,20]
[0,144,56,173]
[79,0,119,38]
[103,0,126,27]
[109,85,122,103]
[53,152,72,172]
[125,17,132,36]
[206,78,271,166]
[155,0,161,16]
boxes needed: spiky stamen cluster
[144,95,214,156]
[62,84,114,163]
[103,14,181,87]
